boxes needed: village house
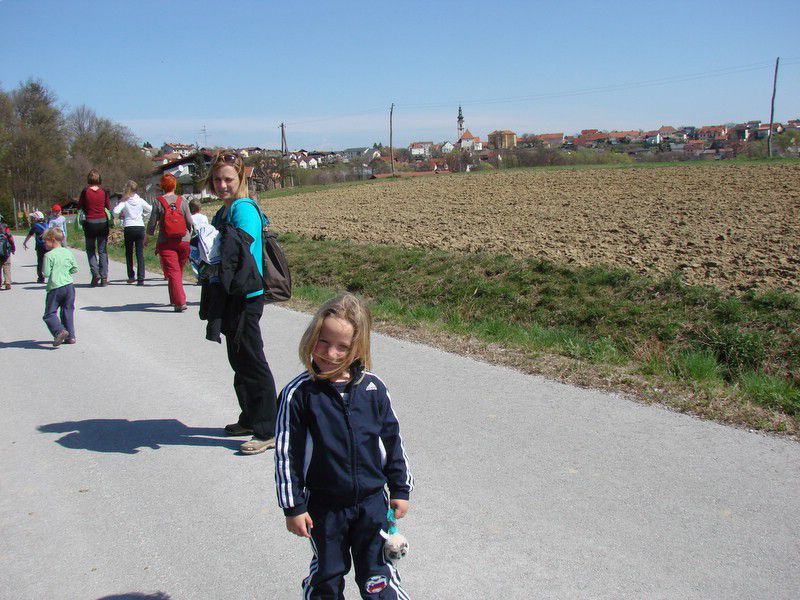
[455,129,483,151]
[487,130,517,150]
[697,125,728,141]
[161,143,196,157]
[441,140,455,153]
[409,141,434,158]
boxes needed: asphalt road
[1,240,798,600]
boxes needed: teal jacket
[213,198,263,299]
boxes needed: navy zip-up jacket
[275,363,413,517]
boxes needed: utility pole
[280,122,293,188]
[768,56,780,158]
[389,103,395,177]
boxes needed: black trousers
[83,220,109,279]
[224,298,277,439]
[123,226,146,281]
[35,246,45,281]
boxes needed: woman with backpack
[113,180,152,285]
[78,169,112,287]
[146,173,193,311]
[203,150,278,455]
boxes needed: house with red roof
[455,129,483,151]
[409,141,434,158]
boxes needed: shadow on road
[38,418,242,454]
[0,339,55,350]
[81,303,175,313]
[97,593,171,600]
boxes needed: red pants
[157,239,189,307]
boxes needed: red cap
[52,204,61,212]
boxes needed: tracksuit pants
[303,491,409,600]
[43,283,75,339]
[123,226,146,282]
[157,239,189,307]
[83,220,109,280]
[35,246,45,282]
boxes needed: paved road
[1,240,798,600]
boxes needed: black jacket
[275,364,414,517]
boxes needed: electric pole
[768,56,780,159]
[389,103,395,177]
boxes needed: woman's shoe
[100,278,109,287]
[90,276,99,287]
[240,436,276,455]
[174,304,187,312]
[0,283,10,290]
[127,278,135,284]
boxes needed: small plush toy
[382,508,409,561]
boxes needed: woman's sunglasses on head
[215,152,241,165]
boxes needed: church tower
[457,105,464,138]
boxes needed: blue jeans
[43,283,75,338]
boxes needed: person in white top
[113,180,152,285]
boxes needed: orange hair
[160,173,177,193]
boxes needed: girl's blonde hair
[124,180,138,195]
[299,293,372,380]
[203,149,249,200]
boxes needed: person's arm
[145,200,160,241]
[275,381,311,525]
[23,229,33,249]
[104,189,111,210]
[42,252,53,279]
[229,201,261,251]
[112,201,125,217]
[69,254,78,275]
[7,230,16,254]
[378,379,414,516]
[181,198,194,237]
[77,188,86,211]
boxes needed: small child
[188,199,208,280]
[23,211,48,283]
[41,227,78,346]
[48,204,68,247]
[275,293,413,599]
[0,214,16,290]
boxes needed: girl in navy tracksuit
[275,293,413,599]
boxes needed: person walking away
[146,173,193,311]
[41,227,78,346]
[47,204,68,247]
[188,199,208,282]
[275,293,414,599]
[78,169,111,287]
[0,214,16,290]
[23,211,48,283]
[204,150,277,454]
[113,180,152,285]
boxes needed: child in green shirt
[42,227,78,347]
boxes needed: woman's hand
[286,513,314,538]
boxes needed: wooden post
[390,103,395,177]
[768,57,780,158]
[12,197,18,229]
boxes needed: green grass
[279,232,800,432]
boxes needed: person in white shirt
[113,180,152,285]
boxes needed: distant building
[409,141,434,158]
[487,130,517,150]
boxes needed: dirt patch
[264,163,800,292]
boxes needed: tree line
[0,79,152,222]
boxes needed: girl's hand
[390,499,409,519]
[286,513,314,538]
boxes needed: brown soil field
[265,162,800,293]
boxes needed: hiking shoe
[174,304,187,312]
[91,276,99,287]
[136,281,144,286]
[53,330,69,347]
[100,278,109,287]
[127,278,135,284]
[66,338,76,345]
[240,436,275,455]
[224,422,253,436]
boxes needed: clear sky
[1,0,798,150]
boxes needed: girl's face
[313,316,355,378]
[212,165,241,201]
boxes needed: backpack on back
[0,230,10,262]
[158,195,187,239]
[240,199,292,303]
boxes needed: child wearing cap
[48,204,68,247]
[23,211,48,283]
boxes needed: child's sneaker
[53,330,69,347]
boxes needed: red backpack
[157,195,187,239]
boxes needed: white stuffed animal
[382,508,409,561]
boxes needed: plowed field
[265,162,800,292]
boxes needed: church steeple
[457,105,464,138]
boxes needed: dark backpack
[158,195,187,239]
[0,230,10,262]
[241,199,292,303]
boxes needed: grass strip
[279,232,800,434]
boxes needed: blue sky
[1,0,798,150]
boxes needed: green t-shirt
[43,247,78,291]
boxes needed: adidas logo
[366,382,378,391]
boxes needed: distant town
[142,106,800,198]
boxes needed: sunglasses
[215,152,241,166]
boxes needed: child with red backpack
[145,173,194,311]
